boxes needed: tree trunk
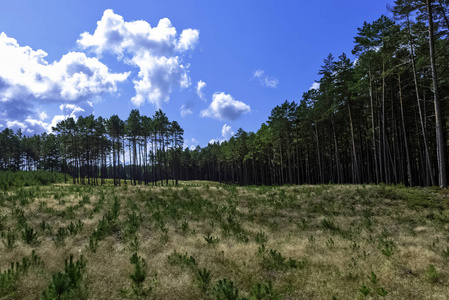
[398,73,413,186]
[427,0,447,188]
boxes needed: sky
[0,0,393,149]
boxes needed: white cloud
[263,77,279,88]
[196,80,206,101]
[209,139,219,144]
[182,137,199,151]
[6,102,95,134]
[177,29,200,51]
[221,124,234,140]
[309,82,320,90]
[5,120,26,131]
[253,69,264,78]
[59,102,94,119]
[253,69,278,88]
[0,33,129,102]
[78,9,199,107]
[200,92,250,121]
[180,103,193,117]
[0,32,128,134]
[38,111,48,121]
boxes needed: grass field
[1,181,449,299]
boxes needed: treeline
[0,109,185,186]
[181,0,449,187]
[1,0,449,188]
[0,171,68,191]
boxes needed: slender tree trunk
[369,65,379,183]
[314,121,322,183]
[122,138,127,184]
[405,14,436,186]
[347,96,360,184]
[398,73,413,186]
[427,0,447,188]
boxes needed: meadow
[1,173,449,299]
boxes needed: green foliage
[288,257,306,270]
[255,230,268,244]
[88,234,98,253]
[67,220,84,235]
[427,265,439,283]
[376,287,388,297]
[181,220,190,234]
[129,235,140,252]
[0,250,43,297]
[1,229,16,250]
[263,249,285,270]
[40,219,51,232]
[21,223,38,244]
[41,254,87,300]
[130,253,146,289]
[308,235,315,244]
[350,243,360,252]
[124,211,142,237]
[127,252,157,296]
[54,227,68,246]
[368,271,378,285]
[213,278,241,300]
[167,250,197,270]
[250,281,278,300]
[196,268,211,292]
[359,285,370,297]
[0,171,68,191]
[235,232,249,243]
[204,233,220,244]
[380,241,394,257]
[321,218,340,232]
[442,247,449,259]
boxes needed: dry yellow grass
[0,182,448,299]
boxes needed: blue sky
[0,0,392,148]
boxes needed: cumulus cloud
[78,9,199,107]
[253,69,279,88]
[207,124,234,145]
[180,103,193,117]
[200,92,250,121]
[0,32,128,134]
[309,82,320,90]
[177,29,200,52]
[182,137,200,150]
[196,80,206,101]
[1,101,96,134]
[253,69,264,78]
[221,124,234,140]
[59,102,94,119]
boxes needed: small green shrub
[204,233,220,244]
[21,224,38,244]
[427,264,439,283]
[376,287,388,297]
[167,250,197,270]
[2,229,16,250]
[41,254,87,300]
[196,268,211,292]
[250,281,278,300]
[359,285,370,297]
[255,230,268,244]
[213,278,240,300]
